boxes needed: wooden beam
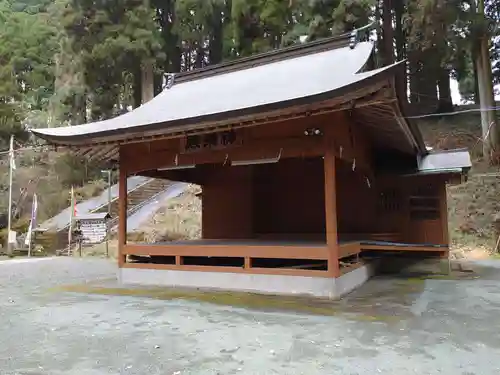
[140,169,206,185]
[360,244,448,252]
[122,243,329,260]
[338,242,361,259]
[122,262,329,277]
[118,158,127,267]
[124,135,327,174]
[324,146,340,277]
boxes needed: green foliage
[410,0,500,103]
[1,0,498,129]
[486,1,500,88]
[331,0,374,34]
[0,103,28,148]
[61,0,164,119]
[0,1,58,110]
[0,0,499,235]
[53,153,103,187]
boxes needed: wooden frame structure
[32,27,471,297]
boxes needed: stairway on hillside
[94,178,172,221]
[35,178,172,254]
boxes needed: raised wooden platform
[123,239,330,277]
[122,238,448,278]
[339,240,448,259]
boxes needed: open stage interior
[122,154,450,276]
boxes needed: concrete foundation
[119,264,375,299]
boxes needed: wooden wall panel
[202,165,253,239]
[335,159,377,235]
[401,175,447,245]
[375,174,448,245]
[252,157,326,240]
[371,177,408,235]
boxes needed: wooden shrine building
[32,28,471,298]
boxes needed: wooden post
[118,165,127,267]
[439,180,449,247]
[324,147,340,277]
[175,255,183,266]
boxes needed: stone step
[95,179,171,215]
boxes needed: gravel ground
[1,257,500,375]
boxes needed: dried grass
[134,184,202,243]
[84,184,202,257]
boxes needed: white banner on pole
[8,230,17,244]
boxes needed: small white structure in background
[75,213,111,245]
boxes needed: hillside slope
[0,149,108,243]
[418,112,500,252]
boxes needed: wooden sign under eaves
[181,130,243,153]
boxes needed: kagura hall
[32,29,471,299]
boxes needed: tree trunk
[437,68,453,113]
[476,0,498,162]
[141,63,154,104]
[477,50,492,160]
[133,62,142,108]
[408,55,420,104]
[481,39,498,152]
[375,0,383,67]
[153,73,163,96]
[382,0,394,66]
[141,0,154,104]
[473,58,480,104]
[209,6,223,65]
[419,65,438,111]
[73,92,86,125]
[195,45,204,68]
[394,0,407,102]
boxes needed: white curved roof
[33,41,388,143]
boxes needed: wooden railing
[121,243,330,277]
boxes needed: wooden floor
[126,239,448,261]
[339,240,448,259]
[149,239,326,247]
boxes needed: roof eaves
[387,62,427,155]
[32,61,400,147]
[416,149,472,176]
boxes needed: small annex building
[32,27,471,299]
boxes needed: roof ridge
[170,23,375,85]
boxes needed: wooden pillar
[439,180,449,246]
[118,165,127,267]
[324,147,340,277]
[175,255,183,265]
